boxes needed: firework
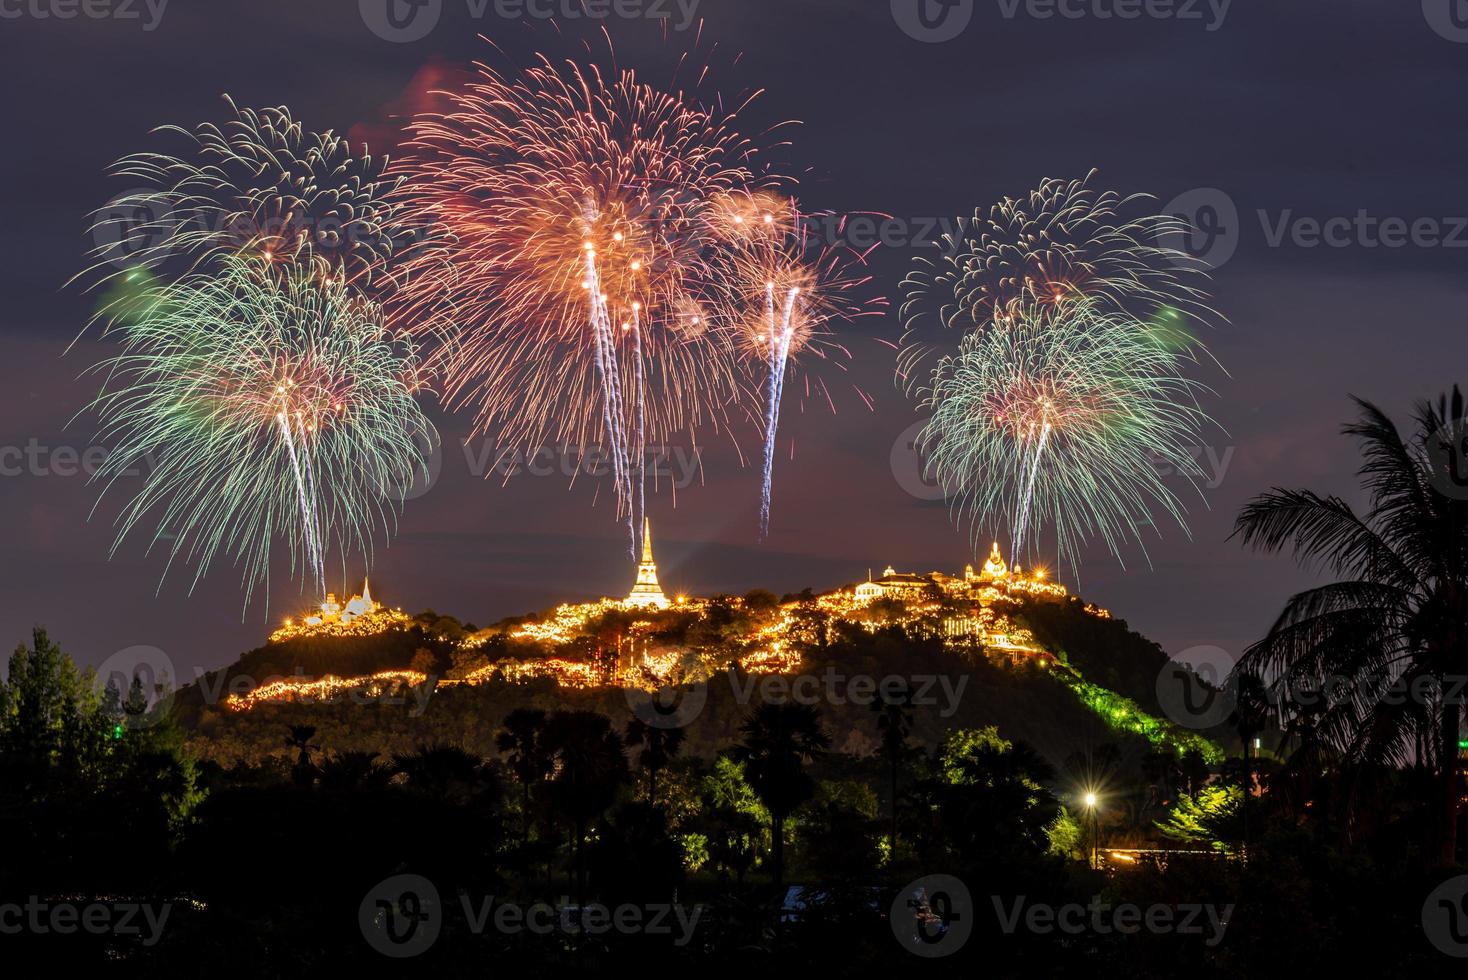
[898,172,1215,394]
[900,173,1221,566]
[723,217,873,538]
[916,296,1213,568]
[390,54,779,552]
[82,98,410,291]
[85,254,436,605]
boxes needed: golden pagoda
[624,518,671,610]
[981,541,1009,581]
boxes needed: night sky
[2,0,1463,683]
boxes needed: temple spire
[625,518,670,609]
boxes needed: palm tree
[1233,387,1468,865]
[624,718,685,805]
[284,725,318,786]
[496,708,550,842]
[871,681,914,858]
[734,701,830,889]
[542,711,630,904]
[1227,671,1269,851]
[318,750,391,791]
[392,742,492,803]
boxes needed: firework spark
[390,54,784,552]
[898,171,1215,394]
[724,219,874,538]
[900,173,1221,567]
[84,254,436,605]
[916,296,1214,568]
[81,98,411,291]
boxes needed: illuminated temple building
[269,579,410,642]
[854,542,1050,602]
[624,518,671,610]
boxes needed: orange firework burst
[391,52,791,548]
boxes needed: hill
[172,566,1234,777]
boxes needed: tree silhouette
[317,750,390,791]
[542,711,630,904]
[1228,670,1269,850]
[284,725,318,786]
[496,707,550,842]
[1234,387,1468,865]
[871,680,913,858]
[734,701,830,889]
[625,717,685,805]
[392,742,494,804]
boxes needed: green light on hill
[1064,674,1224,764]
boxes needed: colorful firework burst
[82,98,411,291]
[900,173,1221,566]
[390,53,787,550]
[916,295,1215,568]
[898,171,1216,394]
[84,254,436,605]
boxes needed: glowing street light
[1082,790,1101,869]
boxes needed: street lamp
[1082,791,1100,869]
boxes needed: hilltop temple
[854,541,1042,602]
[270,578,410,642]
[307,580,380,627]
[624,518,671,610]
